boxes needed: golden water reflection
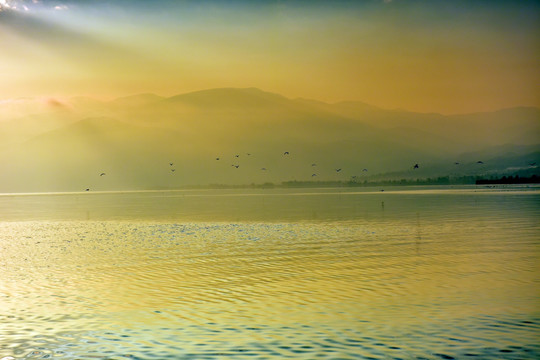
[0,187,539,359]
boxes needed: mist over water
[1,88,538,193]
[0,186,539,359]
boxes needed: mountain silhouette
[0,88,538,192]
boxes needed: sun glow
[0,0,13,10]
[0,0,60,13]
[0,0,34,12]
[0,1,538,114]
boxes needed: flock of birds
[201,151,374,178]
[81,151,511,191]
[214,151,490,179]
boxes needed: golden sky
[0,0,539,114]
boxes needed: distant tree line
[281,176,474,188]
[475,175,539,185]
[178,174,539,190]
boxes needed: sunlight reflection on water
[0,186,539,359]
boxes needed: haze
[0,0,539,192]
[1,0,539,114]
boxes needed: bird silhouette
[100,173,106,176]
[261,168,267,170]
[85,188,90,191]
[311,163,317,166]
[171,169,175,172]
[169,163,173,166]
[413,164,419,169]
[235,154,240,158]
[336,168,342,172]
[529,162,536,166]
[232,165,239,168]
[477,161,484,164]
[312,173,317,177]
[216,157,220,160]
[454,162,460,165]
[284,151,290,155]
[362,168,368,172]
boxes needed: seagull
[100,173,106,176]
[413,164,419,169]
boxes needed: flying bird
[413,164,419,169]
[529,162,536,166]
[312,174,317,177]
[171,169,176,172]
[284,151,290,155]
[477,161,484,164]
[169,163,173,166]
[362,168,368,172]
[454,162,460,165]
[85,188,90,191]
[336,168,342,172]
[311,163,317,166]
[261,168,267,171]
[216,157,220,160]
[235,154,240,158]
[232,165,239,168]
[100,173,106,176]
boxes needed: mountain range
[0,87,538,192]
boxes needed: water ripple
[1,189,539,359]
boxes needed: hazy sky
[1,0,538,113]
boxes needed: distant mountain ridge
[109,93,165,107]
[165,87,291,108]
[0,87,538,192]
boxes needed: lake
[0,186,539,359]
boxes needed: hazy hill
[0,88,538,192]
[320,102,540,148]
[109,93,165,107]
[0,108,80,150]
[166,87,292,109]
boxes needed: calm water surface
[0,186,539,359]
